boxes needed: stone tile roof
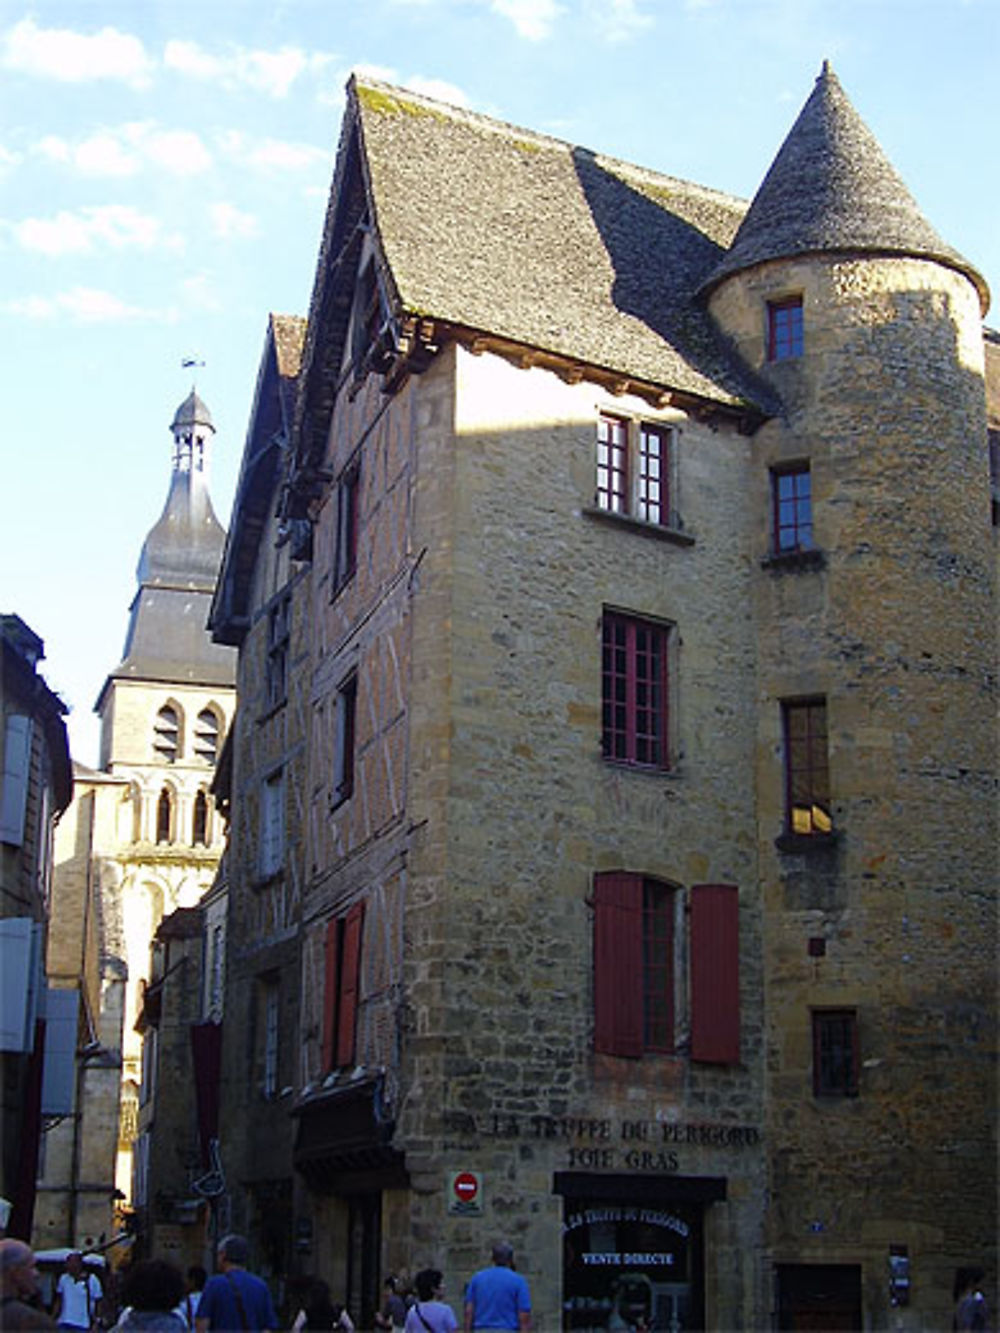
[353,78,775,411]
[702,63,989,311]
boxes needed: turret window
[772,465,813,552]
[782,697,832,836]
[767,296,803,361]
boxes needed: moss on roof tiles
[352,77,770,409]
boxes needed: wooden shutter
[336,902,365,1068]
[321,918,341,1072]
[593,871,644,1057]
[690,883,740,1063]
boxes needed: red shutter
[336,902,365,1067]
[321,918,341,1072]
[690,883,740,1064]
[593,872,644,1057]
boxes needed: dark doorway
[776,1264,862,1331]
[346,1193,381,1329]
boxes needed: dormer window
[767,296,804,361]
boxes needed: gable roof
[702,63,989,311]
[291,76,780,479]
[210,313,307,646]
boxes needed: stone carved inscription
[469,1113,761,1173]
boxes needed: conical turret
[702,62,988,312]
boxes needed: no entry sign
[449,1170,483,1215]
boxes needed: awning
[292,1079,408,1194]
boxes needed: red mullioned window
[782,698,832,835]
[597,414,628,514]
[768,296,804,361]
[596,415,671,526]
[593,875,740,1063]
[772,465,813,552]
[601,611,669,769]
[812,1009,859,1096]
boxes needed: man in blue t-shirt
[195,1234,277,1333]
[463,1242,531,1332]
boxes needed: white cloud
[12,205,181,257]
[3,287,152,323]
[209,202,259,240]
[585,0,653,42]
[180,274,223,312]
[216,130,328,173]
[31,124,213,178]
[489,0,565,40]
[164,37,334,98]
[405,76,472,106]
[1,17,153,88]
[0,144,21,178]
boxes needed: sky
[3,0,998,767]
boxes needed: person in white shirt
[53,1253,103,1331]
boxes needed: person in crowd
[0,1238,56,1329]
[289,1279,353,1331]
[374,1278,407,1330]
[463,1244,531,1333]
[194,1236,276,1333]
[404,1269,457,1333]
[953,1266,991,1332]
[174,1267,206,1330]
[52,1253,104,1331]
[111,1260,185,1331]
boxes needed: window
[259,770,284,878]
[812,1009,858,1096]
[351,259,392,377]
[332,462,360,595]
[782,698,832,836]
[194,707,221,763]
[596,415,673,526]
[266,598,290,710]
[772,465,813,553]
[155,787,173,844]
[153,704,180,762]
[593,875,739,1063]
[989,429,1000,525]
[322,902,365,1070]
[192,790,209,846]
[263,980,280,1098]
[209,924,224,1019]
[332,673,358,807]
[601,611,670,769]
[1,715,32,846]
[768,296,803,361]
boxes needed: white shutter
[0,918,43,1052]
[41,987,79,1116]
[1,715,33,846]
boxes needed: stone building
[32,390,236,1254]
[215,68,996,1330]
[0,614,73,1239]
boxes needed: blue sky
[4,0,998,765]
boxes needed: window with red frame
[322,902,365,1071]
[594,875,740,1062]
[812,1009,858,1096]
[601,611,670,768]
[332,460,360,596]
[772,464,813,552]
[596,415,672,526]
[782,698,832,836]
[768,296,804,361]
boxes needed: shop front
[555,1173,726,1332]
